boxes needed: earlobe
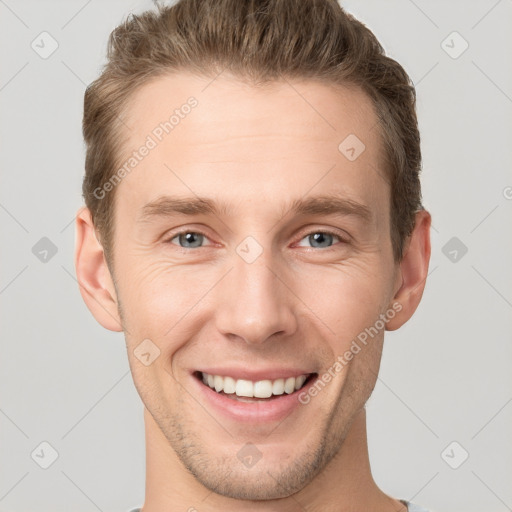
[386,209,431,332]
[74,207,123,332]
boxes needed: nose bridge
[214,237,297,345]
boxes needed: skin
[74,71,431,512]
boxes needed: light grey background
[1,1,511,511]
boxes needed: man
[74,0,433,510]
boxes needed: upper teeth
[201,372,308,398]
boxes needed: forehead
[115,71,388,222]
[122,72,380,150]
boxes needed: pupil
[182,232,202,247]
[311,233,331,247]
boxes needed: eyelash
[164,228,348,250]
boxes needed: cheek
[118,259,218,348]
[291,260,390,340]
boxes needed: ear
[74,207,123,332]
[386,209,431,331]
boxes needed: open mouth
[194,371,317,402]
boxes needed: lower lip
[192,374,317,423]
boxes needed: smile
[192,368,319,422]
[198,371,313,400]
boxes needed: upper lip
[195,368,315,381]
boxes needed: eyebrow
[138,194,373,224]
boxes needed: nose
[214,244,298,346]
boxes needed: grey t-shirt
[128,499,432,511]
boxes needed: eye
[296,230,345,249]
[164,229,347,250]
[166,230,212,249]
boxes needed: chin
[188,449,325,501]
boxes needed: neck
[141,407,405,512]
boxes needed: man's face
[110,73,400,499]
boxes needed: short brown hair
[82,0,423,269]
